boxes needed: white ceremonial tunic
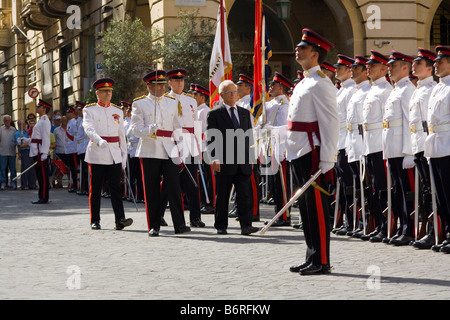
[238,94,252,112]
[124,117,139,158]
[409,76,436,155]
[83,102,127,166]
[29,114,51,158]
[336,78,356,151]
[131,93,182,160]
[168,90,200,159]
[362,76,393,156]
[424,74,450,158]
[265,94,289,126]
[382,76,416,159]
[345,80,371,163]
[196,103,210,152]
[286,65,339,163]
[65,118,78,154]
[76,116,89,155]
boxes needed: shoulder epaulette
[133,95,146,102]
[164,93,176,100]
[316,70,326,78]
[111,103,121,109]
[85,103,96,107]
[182,92,194,98]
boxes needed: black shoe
[31,199,48,204]
[369,232,386,243]
[439,243,450,253]
[336,226,352,236]
[200,205,215,214]
[413,234,435,249]
[228,208,238,218]
[300,264,331,275]
[115,218,133,230]
[386,234,401,244]
[289,262,310,273]
[241,226,259,235]
[174,225,191,234]
[91,222,101,230]
[217,229,228,235]
[190,219,205,227]
[148,229,159,237]
[266,219,291,227]
[293,222,303,229]
[361,230,379,241]
[390,234,414,246]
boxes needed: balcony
[20,1,53,30]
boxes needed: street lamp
[276,0,291,21]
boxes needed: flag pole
[261,13,266,125]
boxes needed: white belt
[409,122,423,133]
[429,123,450,133]
[382,119,402,129]
[346,123,360,132]
[363,122,383,132]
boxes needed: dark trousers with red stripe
[291,152,330,266]
[66,153,78,189]
[272,160,290,219]
[33,156,49,202]
[77,153,88,192]
[335,149,354,229]
[430,156,450,233]
[88,163,125,224]
[387,157,413,236]
[141,158,186,231]
[365,151,387,233]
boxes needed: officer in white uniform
[236,74,253,112]
[287,29,339,275]
[360,50,393,243]
[65,107,78,192]
[75,101,89,195]
[193,84,215,214]
[333,54,357,235]
[424,46,450,253]
[164,69,204,228]
[264,71,292,226]
[344,55,371,235]
[29,99,52,204]
[409,48,437,249]
[131,70,190,237]
[382,51,416,246]
[83,78,133,231]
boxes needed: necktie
[229,107,240,129]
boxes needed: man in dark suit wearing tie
[206,80,259,235]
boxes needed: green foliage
[100,16,157,101]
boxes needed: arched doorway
[430,1,450,47]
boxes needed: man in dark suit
[206,80,259,235]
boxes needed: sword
[260,169,322,235]
[387,161,393,239]
[359,155,367,235]
[198,163,210,204]
[13,161,38,181]
[125,173,138,211]
[429,162,439,246]
[414,165,419,241]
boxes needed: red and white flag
[209,0,232,108]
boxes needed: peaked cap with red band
[67,106,76,114]
[271,71,292,89]
[236,74,254,86]
[351,55,369,67]
[193,84,210,96]
[414,47,437,62]
[167,69,186,79]
[294,70,304,83]
[367,50,389,65]
[387,50,414,64]
[321,61,336,73]
[143,70,167,84]
[297,28,334,52]
[37,99,52,109]
[188,83,196,93]
[75,101,86,109]
[93,78,114,91]
[121,101,131,109]
[334,54,355,68]
[435,46,450,61]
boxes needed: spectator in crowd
[53,115,67,188]
[0,115,18,190]
[15,119,36,190]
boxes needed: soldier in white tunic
[408,48,437,249]
[287,29,338,276]
[131,70,190,237]
[382,51,416,246]
[83,78,133,231]
[424,46,450,253]
[236,74,253,112]
[360,50,393,243]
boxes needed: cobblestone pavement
[0,187,449,302]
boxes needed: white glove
[402,155,415,169]
[149,123,158,136]
[18,137,31,144]
[98,139,108,149]
[41,154,47,161]
[319,161,335,174]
